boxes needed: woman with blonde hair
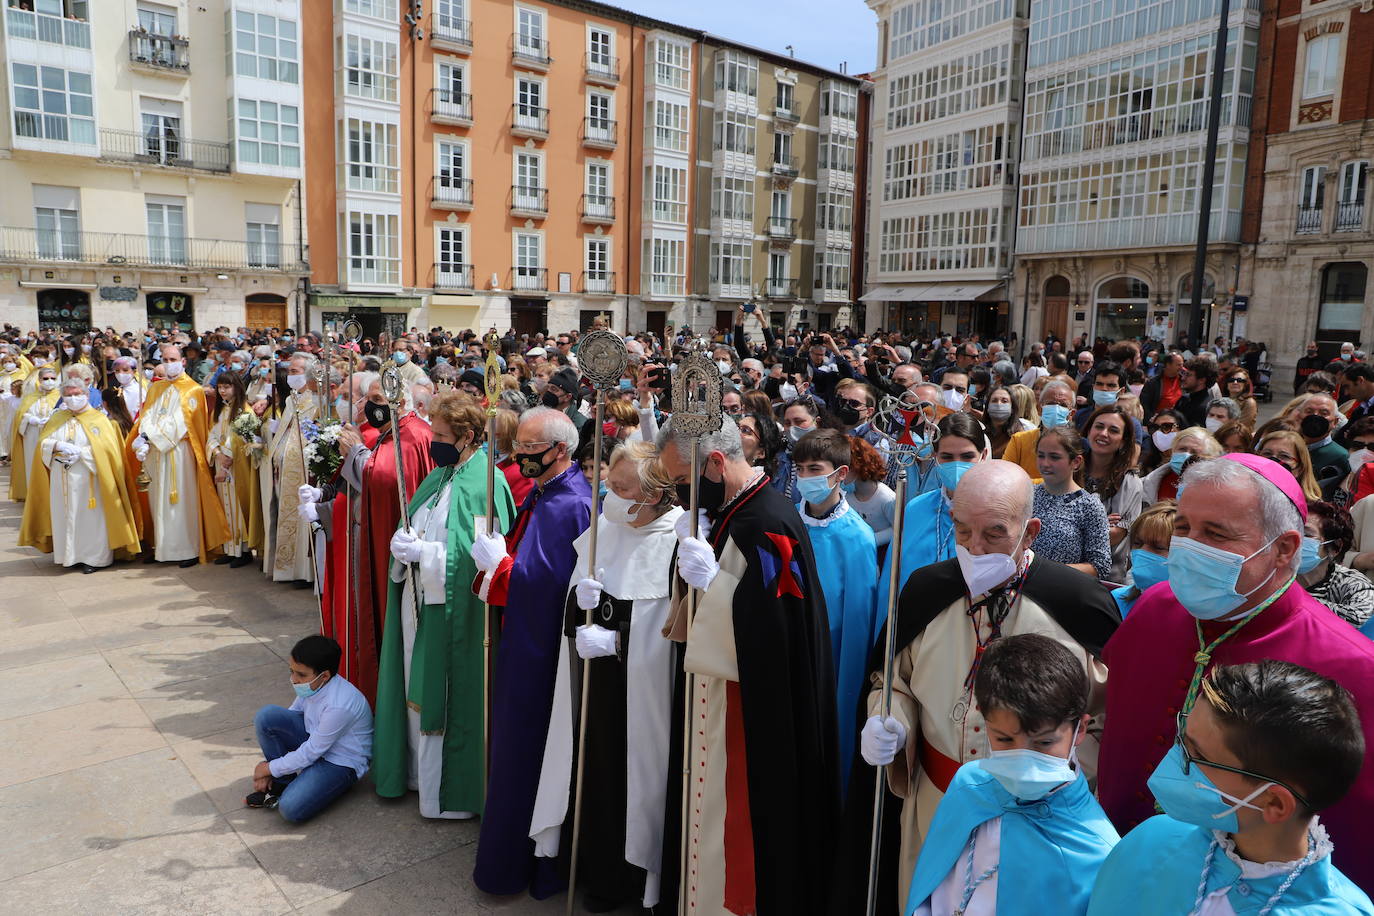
[1112,500,1176,618]
[533,439,683,910]
[1255,427,1322,501]
[492,406,533,506]
[1008,383,1039,427]
[1141,425,1222,504]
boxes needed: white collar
[1213,820,1332,879]
[800,497,850,528]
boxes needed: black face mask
[540,390,562,409]
[1301,414,1331,439]
[364,401,391,429]
[835,402,861,426]
[676,468,728,516]
[515,445,556,479]
[429,440,462,467]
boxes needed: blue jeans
[253,704,358,823]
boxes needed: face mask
[1129,383,1144,397]
[796,470,840,506]
[540,390,562,409]
[1342,352,1353,361]
[1167,534,1280,620]
[676,467,727,514]
[716,359,732,375]
[840,478,857,495]
[334,396,351,419]
[81,344,91,354]
[602,490,652,526]
[1152,429,1177,451]
[618,378,633,390]
[163,360,184,379]
[987,402,1012,421]
[63,348,74,358]
[39,378,58,392]
[1147,744,1273,833]
[291,671,326,699]
[1169,451,1191,476]
[32,357,48,367]
[259,366,271,377]
[515,445,556,479]
[788,424,812,443]
[942,388,966,410]
[1092,389,1118,406]
[936,460,974,493]
[144,368,155,380]
[363,401,391,429]
[1204,417,1224,433]
[1130,549,1169,592]
[286,374,308,391]
[64,394,88,413]
[1,362,14,373]
[779,382,799,400]
[434,356,450,367]
[1040,404,1069,428]
[230,361,244,372]
[1300,414,1330,439]
[834,401,861,426]
[955,535,1023,598]
[392,351,409,365]
[1349,448,1374,469]
[979,722,1080,800]
[1299,536,1330,575]
[1145,355,1156,366]
[429,440,462,467]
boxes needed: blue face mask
[978,721,1080,801]
[796,470,839,506]
[230,361,244,372]
[434,356,449,367]
[1167,534,1280,620]
[936,460,974,493]
[1092,389,1119,406]
[1040,404,1070,428]
[1298,536,1330,574]
[1130,549,1169,593]
[291,671,325,699]
[618,378,633,390]
[840,478,857,495]
[1147,744,1273,833]
[1169,451,1191,476]
[393,351,409,365]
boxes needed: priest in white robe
[263,353,320,584]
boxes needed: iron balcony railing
[772,155,799,179]
[99,127,230,173]
[431,88,472,123]
[511,266,548,291]
[512,105,549,136]
[584,53,618,83]
[0,226,307,272]
[512,36,550,68]
[128,30,189,72]
[510,185,548,216]
[1296,206,1323,235]
[581,194,615,221]
[1336,201,1365,232]
[767,216,797,240]
[434,263,474,290]
[765,277,799,299]
[774,106,800,124]
[433,176,473,208]
[430,13,471,49]
[582,116,617,146]
[5,6,90,48]
[582,270,615,294]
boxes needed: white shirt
[120,379,144,417]
[267,675,374,779]
[914,818,1002,915]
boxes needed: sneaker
[245,790,280,809]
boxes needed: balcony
[432,177,473,211]
[511,105,549,139]
[512,37,550,71]
[5,6,90,48]
[1336,201,1365,232]
[430,88,472,127]
[128,30,189,74]
[0,226,308,272]
[99,127,230,173]
[1296,207,1323,235]
[647,275,683,298]
[511,267,548,292]
[767,216,797,243]
[765,277,799,299]
[582,270,615,295]
[430,14,471,53]
[581,194,615,225]
[582,116,617,150]
[771,155,799,181]
[774,106,800,126]
[434,263,474,290]
[585,53,618,86]
[510,185,548,219]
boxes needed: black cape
[827,554,1121,914]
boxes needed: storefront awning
[859,281,1002,302]
[859,285,924,302]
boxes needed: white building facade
[0,0,308,332]
[862,0,1026,340]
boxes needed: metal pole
[1187,0,1232,352]
[565,391,605,915]
[292,390,324,633]
[381,367,422,627]
[481,330,501,820]
[679,440,700,915]
[864,463,909,916]
[343,320,360,681]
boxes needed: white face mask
[987,402,1013,421]
[788,424,812,443]
[716,359,733,375]
[601,490,652,526]
[115,372,134,387]
[163,360,184,379]
[942,388,966,411]
[32,357,48,367]
[39,378,58,392]
[1204,417,1224,433]
[1350,448,1374,469]
[62,348,74,358]
[144,368,155,380]
[1,362,14,373]
[1152,429,1177,451]
[955,526,1026,598]
[286,373,308,391]
[64,394,88,413]
[779,383,798,401]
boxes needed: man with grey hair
[465,405,591,897]
[654,416,840,914]
[1003,379,1077,478]
[848,459,1117,908]
[1098,452,1374,889]
[263,352,321,585]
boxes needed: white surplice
[40,416,112,568]
[266,394,317,582]
[142,384,200,562]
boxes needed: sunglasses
[1175,711,1311,808]
[1153,422,1179,432]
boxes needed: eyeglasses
[512,439,552,452]
[1174,711,1312,808]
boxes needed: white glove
[390,527,422,564]
[674,508,713,542]
[134,443,150,462]
[298,484,323,504]
[268,419,279,435]
[470,532,507,573]
[55,440,79,458]
[860,715,908,767]
[574,573,604,611]
[297,500,318,523]
[677,537,720,591]
[575,624,618,660]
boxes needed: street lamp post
[1187,0,1232,350]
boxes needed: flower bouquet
[230,410,265,460]
[301,417,344,482]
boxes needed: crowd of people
[5,314,1374,914]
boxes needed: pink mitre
[1217,452,1309,522]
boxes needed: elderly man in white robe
[263,352,320,585]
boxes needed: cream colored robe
[40,417,111,568]
[141,382,201,562]
[266,393,318,582]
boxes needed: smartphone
[743,302,757,314]
[645,364,670,390]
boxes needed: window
[1319,262,1367,343]
[879,209,1001,273]
[715,49,758,96]
[344,0,397,19]
[776,81,794,114]
[141,99,182,163]
[137,4,175,35]
[1302,166,1326,209]
[768,251,788,282]
[33,185,79,260]
[246,203,281,268]
[344,34,398,102]
[647,237,685,295]
[6,0,90,48]
[437,139,468,203]
[711,175,753,222]
[888,0,1014,59]
[714,110,755,155]
[588,27,613,70]
[709,240,751,292]
[588,92,612,125]
[1304,35,1341,100]
[515,231,543,288]
[653,100,689,152]
[343,118,398,192]
[516,77,544,128]
[515,152,543,210]
[822,82,858,121]
[438,60,466,100]
[347,211,400,286]
[436,0,466,31]
[516,6,545,56]
[586,161,611,214]
[438,226,466,271]
[820,134,856,173]
[816,247,851,293]
[586,237,611,289]
[146,196,187,265]
[238,99,300,167]
[770,189,790,221]
[234,11,299,83]
[817,191,853,233]
[654,40,690,90]
[773,130,792,166]
[651,165,687,224]
[1340,161,1367,206]
[11,63,95,145]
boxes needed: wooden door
[245,299,287,330]
[1043,297,1069,343]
